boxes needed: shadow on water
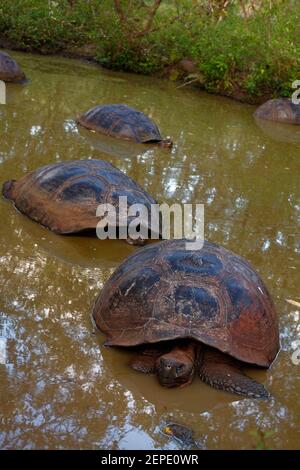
[76,124,153,160]
[254,116,300,144]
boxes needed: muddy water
[0,52,299,450]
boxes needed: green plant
[0,0,300,101]
[250,429,275,450]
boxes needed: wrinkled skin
[158,138,173,149]
[125,236,146,246]
[156,342,196,387]
[131,341,270,399]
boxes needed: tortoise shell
[2,159,156,234]
[0,51,26,83]
[77,104,164,143]
[93,239,279,367]
[254,98,300,124]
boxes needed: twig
[113,0,162,39]
[286,299,300,308]
[176,78,201,89]
[114,0,126,23]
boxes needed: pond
[0,51,299,450]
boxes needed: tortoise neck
[159,139,173,149]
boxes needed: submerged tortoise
[2,159,157,245]
[76,104,173,148]
[254,98,300,124]
[0,51,26,83]
[93,239,279,399]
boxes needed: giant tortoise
[0,51,26,83]
[254,98,300,124]
[77,104,173,147]
[93,239,279,398]
[2,159,157,245]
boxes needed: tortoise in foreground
[0,51,26,83]
[254,98,300,124]
[76,104,173,148]
[2,159,157,245]
[93,239,279,399]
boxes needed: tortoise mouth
[158,374,194,388]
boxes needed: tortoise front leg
[198,346,270,399]
[130,347,165,374]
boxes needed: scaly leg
[198,346,270,399]
[130,346,166,374]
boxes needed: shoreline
[0,40,266,106]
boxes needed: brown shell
[77,104,163,143]
[2,159,157,234]
[0,51,26,83]
[254,98,300,124]
[93,240,279,367]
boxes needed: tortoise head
[2,179,16,200]
[126,236,146,246]
[159,137,173,149]
[156,347,195,387]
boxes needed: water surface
[0,52,299,449]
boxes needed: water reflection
[0,51,299,449]
[254,117,300,144]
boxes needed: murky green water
[0,52,299,450]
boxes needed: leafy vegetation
[250,429,275,450]
[0,0,299,101]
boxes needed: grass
[0,0,300,102]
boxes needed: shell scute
[165,249,223,276]
[36,163,91,194]
[224,276,253,320]
[174,285,219,321]
[57,176,107,204]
